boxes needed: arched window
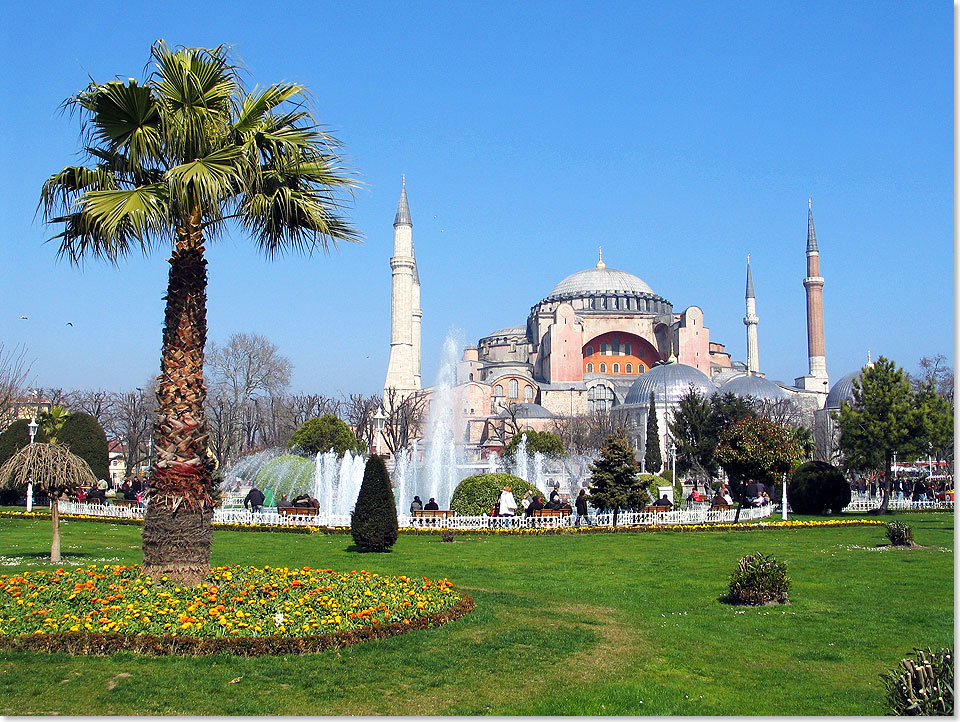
[612,337,620,354]
[469,372,474,381]
[613,363,620,374]
[509,379,519,398]
[494,384,503,397]
[624,343,632,356]
[586,363,594,373]
[599,363,607,373]
[626,363,633,374]
[588,385,615,413]
[585,345,594,357]
[524,385,533,401]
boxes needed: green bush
[255,455,315,496]
[788,460,851,514]
[503,430,564,461]
[289,415,364,457]
[886,521,914,547]
[639,474,673,502]
[351,455,398,551]
[726,553,790,605]
[0,419,49,467]
[449,473,541,516]
[57,412,109,481]
[882,647,953,716]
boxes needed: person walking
[575,488,589,527]
[498,485,517,522]
[244,486,265,513]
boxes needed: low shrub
[788,460,851,514]
[449,473,541,516]
[882,647,953,716]
[886,521,914,547]
[726,552,790,605]
[254,455,315,497]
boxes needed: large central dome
[548,266,655,298]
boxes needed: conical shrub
[351,455,398,551]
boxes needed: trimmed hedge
[57,412,109,481]
[788,461,851,515]
[254,455,315,496]
[449,473,542,516]
[351,455,398,551]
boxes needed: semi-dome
[548,266,655,299]
[720,373,790,402]
[623,362,717,406]
[499,402,554,419]
[826,370,863,409]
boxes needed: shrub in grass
[726,552,790,605]
[255,455,315,497]
[886,521,914,547]
[449,473,540,516]
[882,647,953,716]
[788,460,851,514]
[351,455,398,551]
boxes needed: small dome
[826,370,862,409]
[720,373,789,402]
[482,325,526,339]
[547,267,655,300]
[499,402,554,419]
[624,362,716,406]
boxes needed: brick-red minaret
[797,198,829,393]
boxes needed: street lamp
[26,416,38,512]
[372,407,387,456]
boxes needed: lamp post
[372,407,387,456]
[781,473,789,521]
[26,416,38,512]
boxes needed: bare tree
[381,388,428,455]
[114,385,157,478]
[553,408,626,455]
[0,344,32,427]
[62,389,117,433]
[205,333,293,466]
[344,393,382,451]
[909,354,954,402]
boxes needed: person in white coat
[498,486,518,517]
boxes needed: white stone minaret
[744,254,759,374]
[795,198,829,394]
[384,177,422,398]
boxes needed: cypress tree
[644,392,663,474]
[351,455,399,551]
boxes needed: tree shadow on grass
[344,544,394,554]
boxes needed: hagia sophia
[384,178,849,462]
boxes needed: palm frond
[232,83,306,137]
[73,79,163,170]
[40,165,118,219]
[165,145,246,215]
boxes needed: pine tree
[351,455,399,551]
[644,392,663,474]
[588,429,649,526]
[837,357,922,512]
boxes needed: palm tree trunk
[141,221,214,585]
[50,494,61,563]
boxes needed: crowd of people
[75,476,147,507]
[851,474,952,503]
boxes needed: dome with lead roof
[720,373,790,402]
[826,370,863,409]
[623,362,717,406]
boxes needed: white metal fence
[840,495,954,513]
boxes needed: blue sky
[0,1,953,397]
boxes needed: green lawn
[0,512,952,715]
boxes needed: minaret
[744,254,759,374]
[796,198,829,393]
[384,177,421,399]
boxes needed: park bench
[532,508,571,518]
[277,506,319,517]
[412,510,455,519]
[643,505,671,513]
[709,504,731,511]
[111,498,139,508]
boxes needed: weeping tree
[0,444,96,562]
[40,41,360,583]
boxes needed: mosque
[384,179,846,462]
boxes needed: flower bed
[0,564,472,656]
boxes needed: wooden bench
[532,508,571,518]
[709,504,731,511]
[643,505,671,513]
[412,510,455,519]
[111,498,139,508]
[277,506,319,517]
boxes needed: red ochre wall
[583,332,660,376]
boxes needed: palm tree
[40,41,360,583]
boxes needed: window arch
[626,363,633,374]
[613,363,620,374]
[588,385,615,413]
[599,363,607,373]
[494,384,503,397]
[585,345,594,357]
[523,385,534,401]
[586,362,594,373]
[509,379,519,398]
